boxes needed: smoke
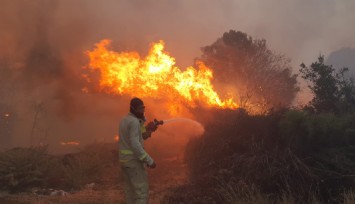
[327,48,355,78]
[1,0,354,153]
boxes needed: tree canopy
[300,56,355,113]
[200,30,299,113]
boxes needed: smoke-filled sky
[0,0,354,152]
[2,0,354,67]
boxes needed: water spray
[163,118,203,127]
[150,118,205,136]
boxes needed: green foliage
[173,109,355,203]
[200,30,299,112]
[280,111,355,152]
[0,146,53,193]
[300,56,355,113]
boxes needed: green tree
[200,30,299,113]
[300,56,355,113]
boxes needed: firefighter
[118,97,158,204]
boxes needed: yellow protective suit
[119,112,153,204]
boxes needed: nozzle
[153,119,164,126]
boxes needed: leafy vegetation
[162,109,355,203]
[300,56,355,113]
[200,30,299,113]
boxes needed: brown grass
[0,156,187,204]
[0,189,124,204]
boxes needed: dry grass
[343,190,355,204]
[216,179,354,204]
[0,189,124,204]
[0,157,187,204]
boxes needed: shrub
[279,111,355,153]
[0,146,54,193]
[169,109,355,203]
[61,142,120,190]
[0,143,121,192]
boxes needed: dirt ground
[0,158,187,204]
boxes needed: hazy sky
[2,0,355,67]
[78,0,355,68]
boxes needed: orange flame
[85,40,238,109]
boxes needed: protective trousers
[121,159,149,204]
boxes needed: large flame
[85,40,238,110]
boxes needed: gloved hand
[147,161,156,169]
[145,121,158,132]
[142,132,152,140]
